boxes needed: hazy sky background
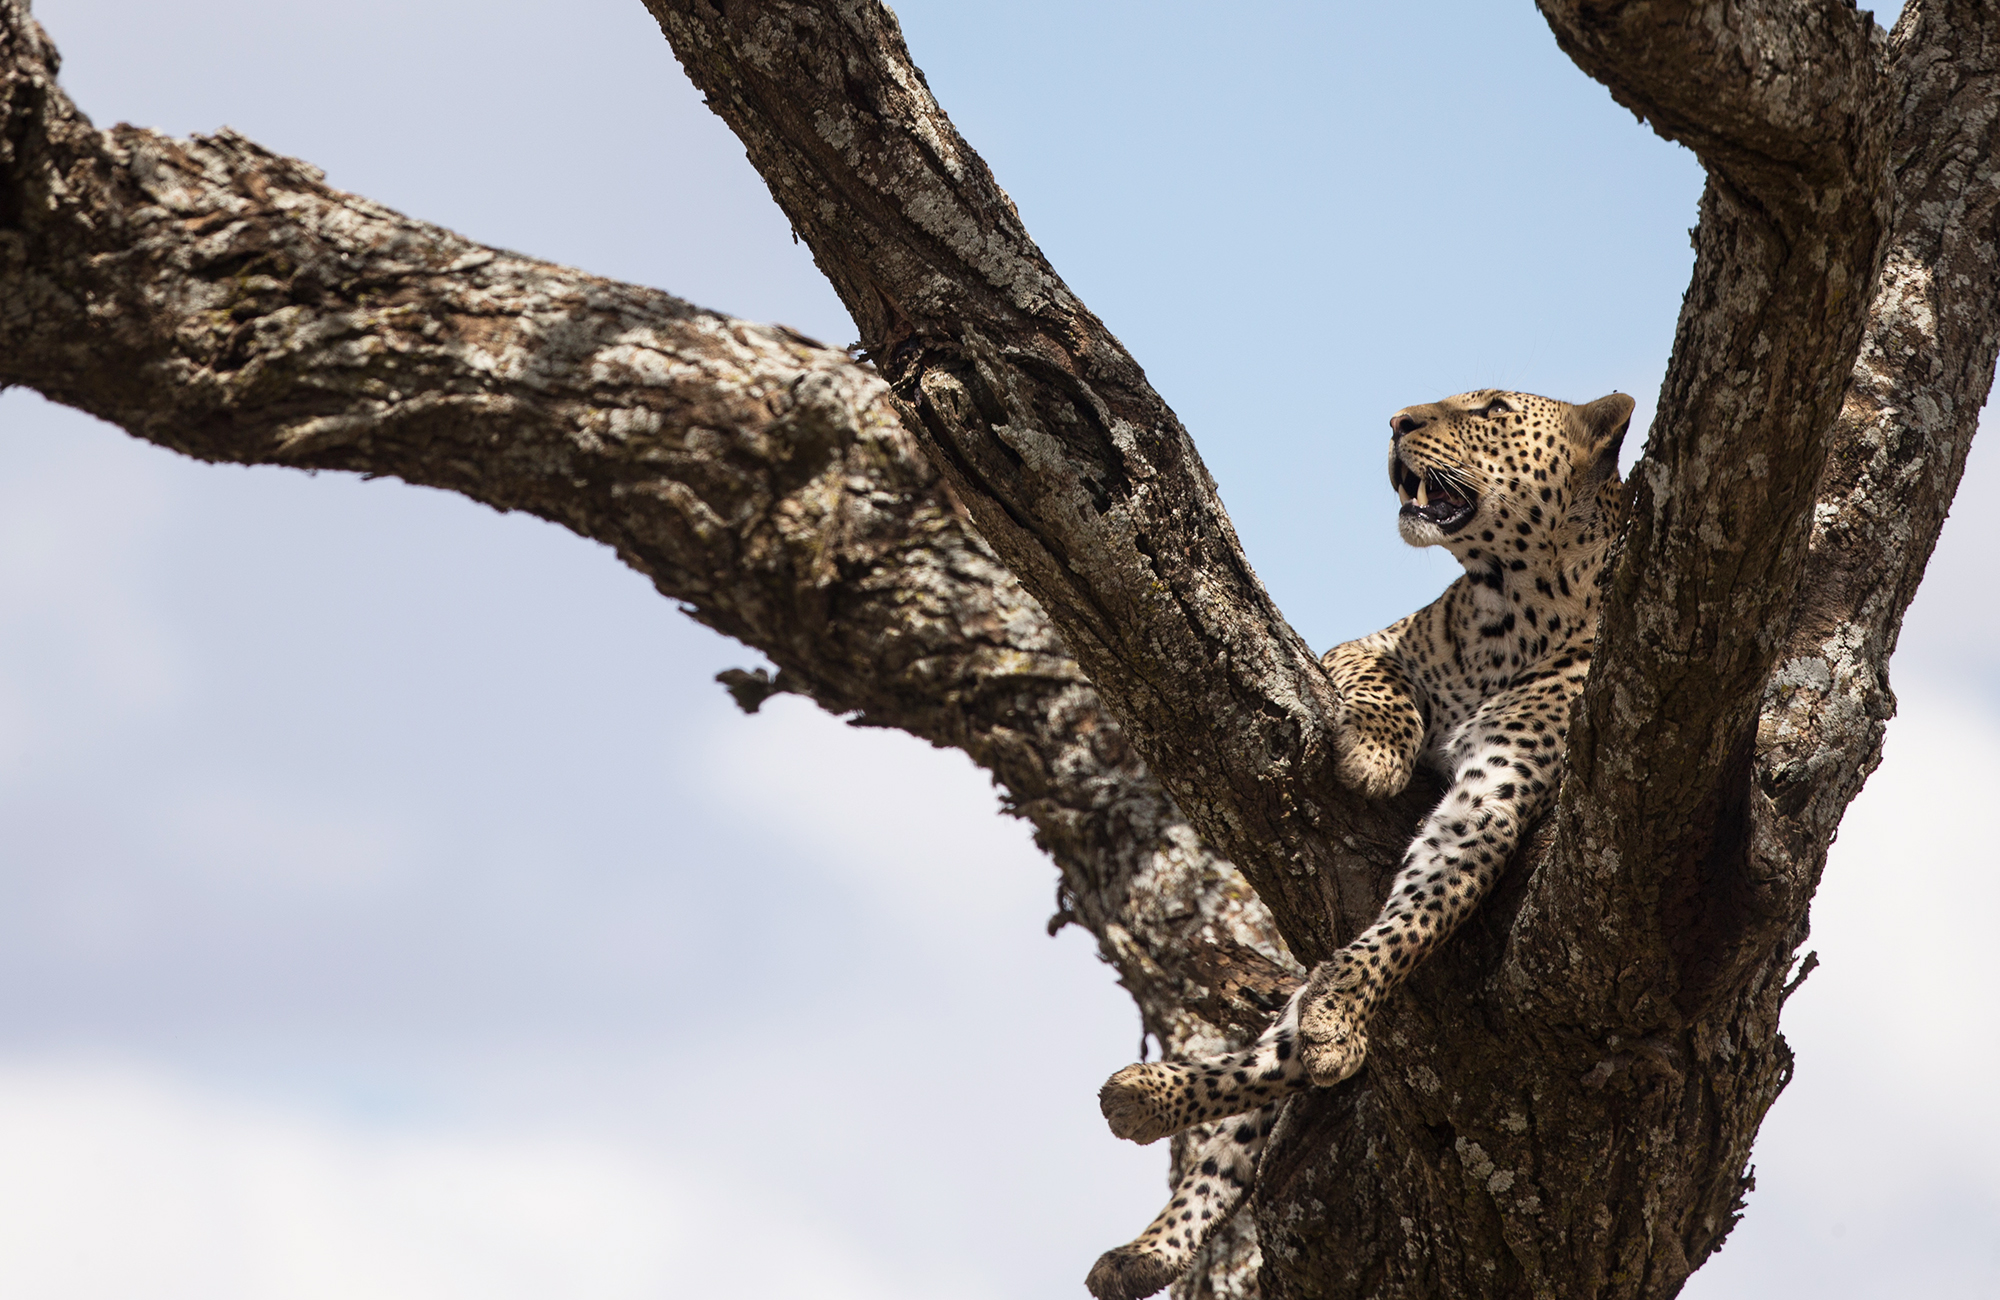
[1,0,1993,1296]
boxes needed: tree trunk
[4,1,1997,1296]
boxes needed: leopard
[1084,389,1636,1300]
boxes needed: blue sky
[0,1,1993,1296]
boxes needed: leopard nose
[1390,413,1426,438]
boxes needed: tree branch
[1527,0,1894,1023]
[1257,6,1999,1292]
[12,0,1999,1293]
[1758,0,2000,842]
[1538,0,1884,222]
[645,0,1404,962]
[1,8,1334,1285]
[0,0,1323,1070]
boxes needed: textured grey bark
[4,1,1998,1297]
[642,0,1401,968]
[0,0,1312,1066]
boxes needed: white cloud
[0,1058,918,1300]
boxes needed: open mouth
[1391,458,1477,533]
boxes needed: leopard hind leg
[1297,678,1571,1084]
[1098,984,1311,1145]
[1084,1102,1279,1300]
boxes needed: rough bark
[5,1,1998,1298]
[1531,0,1891,1026]
[1259,3,2000,1296]
[646,0,1406,966]
[0,0,1363,1057]
[0,30,1309,1289]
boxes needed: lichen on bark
[7,0,2000,1296]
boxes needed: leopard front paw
[1085,1243,1180,1300]
[1297,964,1373,1087]
[1098,1064,1183,1145]
[1299,1014,1369,1087]
[1333,729,1415,800]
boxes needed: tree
[3,0,1996,1296]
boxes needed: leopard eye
[1482,399,1513,417]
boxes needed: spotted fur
[1085,389,1635,1300]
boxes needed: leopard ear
[1575,392,1635,482]
[1577,392,1635,453]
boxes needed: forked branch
[8,0,2000,1295]
[0,0,1304,1075]
[647,0,1403,962]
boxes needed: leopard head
[1384,389,1634,568]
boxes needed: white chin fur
[1398,515,1446,548]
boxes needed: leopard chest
[1405,573,1597,748]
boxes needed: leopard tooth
[1416,477,1430,509]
